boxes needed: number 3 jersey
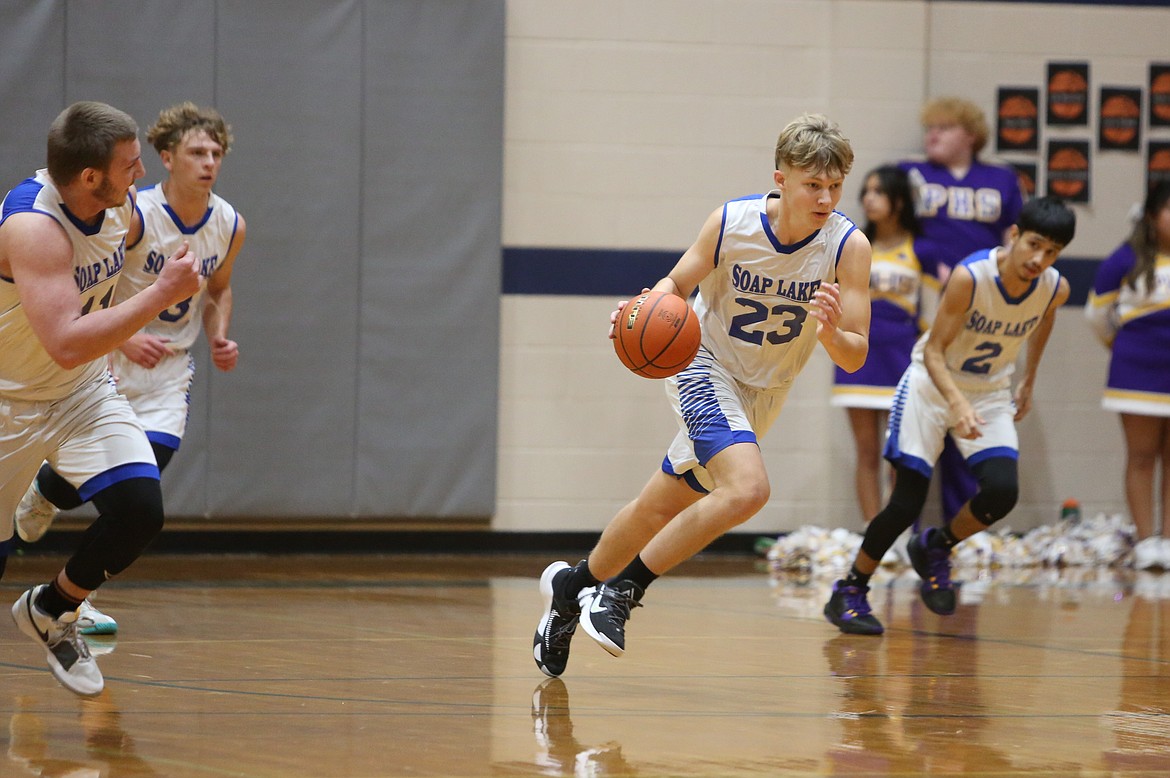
[911,247,1061,393]
[118,183,240,351]
[0,169,133,401]
[694,191,858,390]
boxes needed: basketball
[613,290,701,379]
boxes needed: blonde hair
[773,113,854,178]
[146,102,233,155]
[920,96,989,155]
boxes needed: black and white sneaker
[533,561,582,677]
[11,586,103,697]
[580,580,643,657]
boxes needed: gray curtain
[0,0,503,520]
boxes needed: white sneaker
[1133,537,1164,570]
[10,586,104,697]
[14,479,58,543]
[77,598,118,636]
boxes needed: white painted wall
[497,0,1170,534]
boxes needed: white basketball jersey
[0,169,132,401]
[695,191,858,390]
[911,247,1060,392]
[120,184,239,351]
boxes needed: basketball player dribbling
[533,113,873,677]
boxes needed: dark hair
[859,165,919,239]
[1016,196,1076,247]
[1125,180,1170,291]
[46,101,139,185]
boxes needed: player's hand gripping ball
[613,290,701,379]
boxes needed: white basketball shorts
[883,362,1019,479]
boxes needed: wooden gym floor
[1,552,1169,777]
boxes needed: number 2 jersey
[0,169,133,401]
[118,183,240,351]
[695,191,858,391]
[910,247,1061,393]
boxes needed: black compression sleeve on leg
[151,442,176,473]
[36,462,84,510]
[968,457,1019,526]
[63,477,165,590]
[859,466,931,562]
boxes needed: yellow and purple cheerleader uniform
[1086,244,1170,417]
[831,237,941,409]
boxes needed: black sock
[930,526,959,550]
[562,559,599,599]
[36,580,84,619]
[844,565,872,589]
[609,555,658,597]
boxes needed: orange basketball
[613,290,701,379]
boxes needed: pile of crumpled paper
[764,513,1136,576]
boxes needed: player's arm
[204,215,246,371]
[609,207,720,338]
[813,229,870,373]
[5,213,201,369]
[1013,276,1070,421]
[922,264,982,439]
[659,206,722,299]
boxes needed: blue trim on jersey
[714,203,729,269]
[146,430,181,451]
[163,202,214,235]
[1,177,44,223]
[60,200,105,236]
[995,274,1037,304]
[760,199,820,254]
[0,535,14,556]
[968,446,1018,466]
[227,210,241,254]
[127,200,146,250]
[834,220,858,270]
[77,461,160,502]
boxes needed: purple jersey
[899,159,1024,268]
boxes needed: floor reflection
[1102,575,1170,773]
[7,690,161,778]
[528,677,635,777]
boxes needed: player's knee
[970,485,1017,525]
[91,477,166,550]
[970,457,1019,525]
[728,479,771,521]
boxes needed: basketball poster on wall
[1149,140,1170,192]
[1046,140,1090,203]
[1008,162,1037,200]
[996,87,1040,152]
[1150,63,1170,127]
[1047,62,1089,126]
[1099,87,1142,152]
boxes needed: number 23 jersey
[118,183,240,351]
[695,191,858,391]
